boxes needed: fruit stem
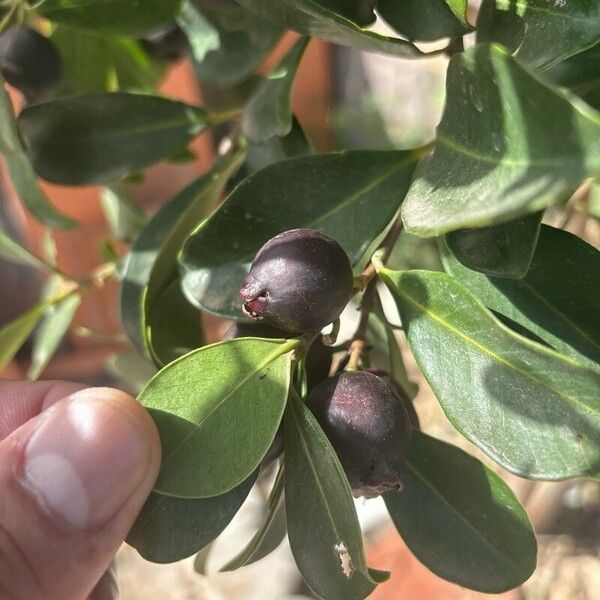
[347,218,404,369]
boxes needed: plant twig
[347,218,404,369]
[358,217,404,290]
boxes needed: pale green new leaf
[0,303,47,371]
[139,338,296,498]
[28,293,81,380]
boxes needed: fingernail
[22,389,152,529]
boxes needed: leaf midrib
[404,460,522,574]
[383,271,598,416]
[152,341,294,466]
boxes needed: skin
[240,229,353,335]
[307,370,412,498]
[0,380,160,599]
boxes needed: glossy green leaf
[0,75,75,229]
[477,0,600,70]
[182,2,283,86]
[27,292,81,380]
[315,0,376,26]
[120,172,220,355]
[144,280,203,368]
[0,230,45,270]
[38,0,182,36]
[402,44,600,236]
[384,431,536,592]
[547,42,600,110]
[378,0,471,42]
[127,471,257,564]
[441,225,600,370]
[285,391,386,600]
[180,149,421,318]
[101,185,145,243]
[379,268,600,480]
[51,27,165,95]
[144,148,245,365]
[242,37,308,142]
[220,464,287,571]
[237,0,422,57]
[139,338,296,497]
[0,303,47,371]
[444,212,543,278]
[19,93,210,185]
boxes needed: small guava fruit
[307,370,412,498]
[240,229,353,335]
[0,27,63,103]
[366,368,420,429]
[141,26,189,63]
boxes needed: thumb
[0,386,161,600]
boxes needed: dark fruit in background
[307,370,412,498]
[366,368,420,429]
[240,229,353,335]
[141,26,190,63]
[0,26,63,103]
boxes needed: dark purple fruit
[307,370,412,498]
[141,26,189,63]
[366,368,420,429]
[223,321,333,391]
[0,27,63,102]
[240,229,353,335]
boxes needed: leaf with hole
[379,268,600,480]
[285,390,387,600]
[180,149,421,319]
[19,93,210,185]
[401,44,600,236]
[127,471,257,563]
[384,431,536,593]
[441,225,600,370]
[139,338,296,497]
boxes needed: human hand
[0,379,161,599]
